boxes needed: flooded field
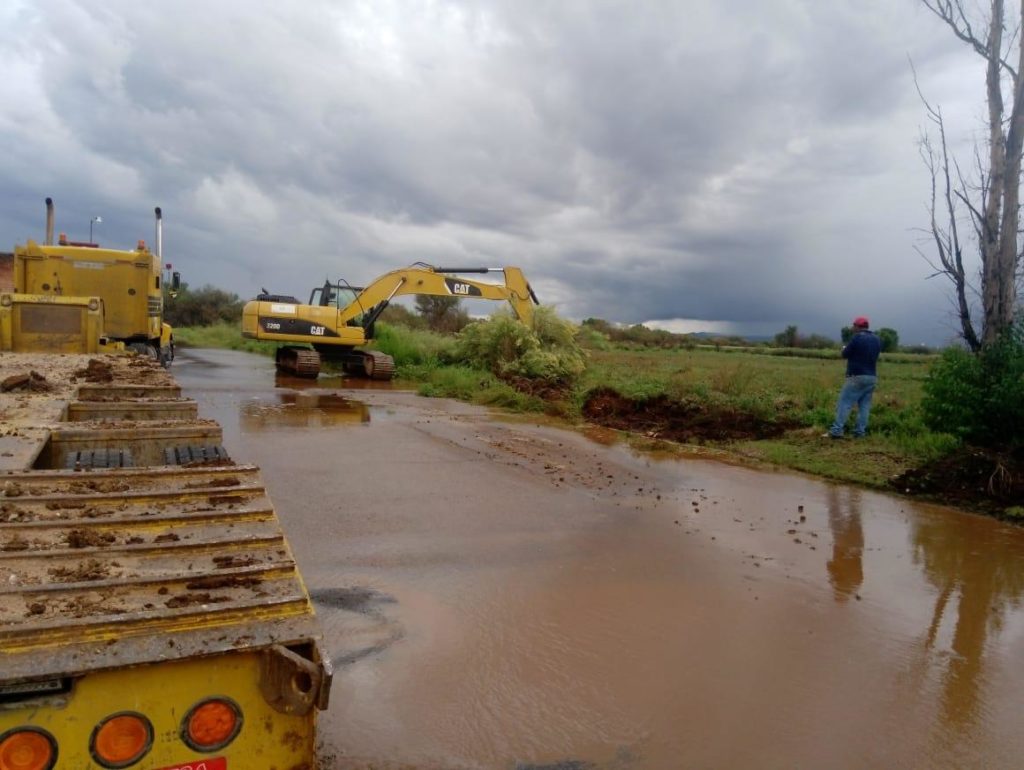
[176,348,1024,769]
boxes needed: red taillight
[0,727,57,770]
[182,697,242,752]
[91,712,152,768]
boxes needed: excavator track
[362,350,396,380]
[276,346,320,378]
[341,351,395,380]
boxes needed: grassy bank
[174,322,279,355]
[174,321,953,490]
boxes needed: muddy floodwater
[175,349,1024,769]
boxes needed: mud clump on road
[165,592,231,608]
[48,558,110,582]
[582,387,798,443]
[74,359,114,383]
[0,371,51,393]
[66,528,117,548]
[892,447,1024,513]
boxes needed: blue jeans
[829,375,877,437]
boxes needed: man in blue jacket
[827,316,882,439]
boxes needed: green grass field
[174,321,950,489]
[576,347,951,487]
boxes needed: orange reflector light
[91,713,152,768]
[0,728,56,770]
[183,698,242,752]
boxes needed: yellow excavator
[241,264,539,379]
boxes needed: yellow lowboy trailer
[0,355,330,770]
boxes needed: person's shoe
[821,432,844,440]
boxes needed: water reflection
[912,512,1024,731]
[240,392,370,431]
[825,486,864,601]
[272,371,396,391]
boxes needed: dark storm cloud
[0,0,979,343]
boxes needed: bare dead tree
[921,0,1024,347]
[914,77,983,350]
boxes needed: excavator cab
[309,281,362,309]
[309,281,367,328]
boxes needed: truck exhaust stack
[155,207,163,259]
[45,198,54,245]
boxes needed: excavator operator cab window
[310,283,360,310]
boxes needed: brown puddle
[240,392,370,431]
[176,349,1024,770]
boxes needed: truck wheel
[164,445,231,465]
[129,342,158,360]
[65,448,134,469]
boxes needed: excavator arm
[338,266,537,328]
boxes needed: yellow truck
[3,200,176,363]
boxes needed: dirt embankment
[892,447,1024,515]
[580,387,1023,517]
[581,387,798,443]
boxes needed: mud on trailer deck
[0,353,331,770]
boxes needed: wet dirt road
[176,349,1024,769]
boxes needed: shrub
[921,325,1024,447]
[878,327,899,353]
[450,307,586,385]
[164,284,244,327]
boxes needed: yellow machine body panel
[0,293,104,353]
[14,240,163,343]
[241,300,368,346]
[0,649,318,769]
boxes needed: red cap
[853,316,869,328]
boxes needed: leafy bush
[878,327,899,353]
[164,284,244,327]
[921,325,1024,447]
[450,307,586,384]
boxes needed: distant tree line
[578,318,923,354]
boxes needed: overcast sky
[0,1,988,344]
